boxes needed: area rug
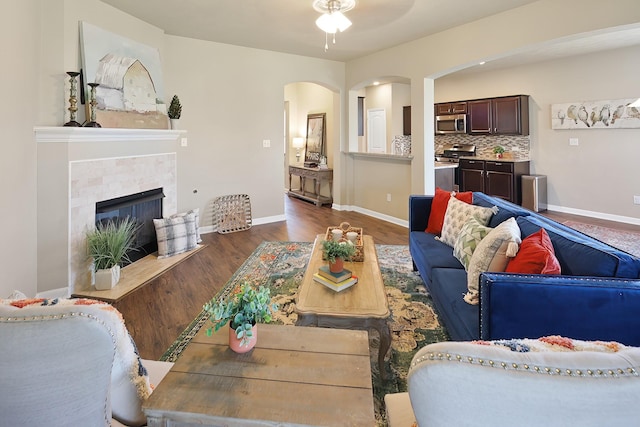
[562,221,640,258]
[160,241,449,426]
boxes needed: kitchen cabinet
[468,95,529,135]
[403,106,411,135]
[435,102,467,116]
[459,159,530,204]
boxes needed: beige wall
[1,0,40,297]
[345,0,640,221]
[4,0,640,297]
[436,45,640,222]
[284,82,336,197]
[22,0,344,295]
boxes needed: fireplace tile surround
[35,127,183,295]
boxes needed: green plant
[493,145,505,154]
[86,217,139,271]
[168,95,182,119]
[322,239,356,263]
[204,282,278,346]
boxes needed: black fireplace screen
[95,188,164,264]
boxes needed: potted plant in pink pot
[203,282,277,353]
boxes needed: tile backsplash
[435,134,530,159]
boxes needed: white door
[367,108,386,153]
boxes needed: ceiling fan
[313,0,356,51]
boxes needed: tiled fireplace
[35,127,182,296]
[69,153,177,292]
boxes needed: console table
[288,165,333,206]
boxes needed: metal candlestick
[84,83,101,127]
[64,71,82,127]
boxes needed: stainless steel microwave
[435,114,467,134]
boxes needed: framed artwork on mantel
[304,113,326,164]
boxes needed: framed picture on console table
[304,113,326,164]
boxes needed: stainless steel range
[435,144,476,191]
[435,143,476,163]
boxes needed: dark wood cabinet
[403,106,411,135]
[458,159,485,193]
[435,102,467,115]
[468,95,529,135]
[459,159,530,204]
[467,100,492,133]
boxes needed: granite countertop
[459,155,531,162]
[434,162,459,169]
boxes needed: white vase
[95,265,121,290]
[170,118,180,130]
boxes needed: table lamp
[292,137,305,163]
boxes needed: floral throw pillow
[438,196,497,248]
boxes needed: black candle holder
[64,71,82,127]
[84,82,101,127]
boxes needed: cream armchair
[385,337,640,427]
[0,297,173,426]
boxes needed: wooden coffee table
[143,323,374,426]
[296,234,391,379]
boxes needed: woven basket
[213,194,252,234]
[324,222,364,262]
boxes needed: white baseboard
[332,203,408,228]
[546,204,640,226]
[200,214,287,235]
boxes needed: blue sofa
[409,192,640,346]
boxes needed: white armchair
[385,337,640,427]
[0,297,173,426]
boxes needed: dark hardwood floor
[116,195,634,360]
[116,196,408,360]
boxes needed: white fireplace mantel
[34,126,185,143]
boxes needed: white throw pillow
[453,217,493,270]
[154,212,196,259]
[464,217,521,305]
[438,196,497,248]
[171,208,202,244]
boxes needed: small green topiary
[168,95,182,119]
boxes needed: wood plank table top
[143,323,375,427]
[295,235,391,379]
[296,235,389,319]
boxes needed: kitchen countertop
[458,155,530,162]
[435,162,459,169]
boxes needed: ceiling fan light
[316,14,338,34]
[332,11,352,32]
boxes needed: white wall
[436,45,640,222]
[24,0,344,295]
[0,0,40,298]
[5,0,640,297]
[163,36,344,227]
[345,0,640,211]
[285,82,336,196]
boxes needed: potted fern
[168,95,182,129]
[86,217,139,290]
[204,282,278,353]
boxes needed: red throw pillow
[425,188,473,235]
[505,228,561,274]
